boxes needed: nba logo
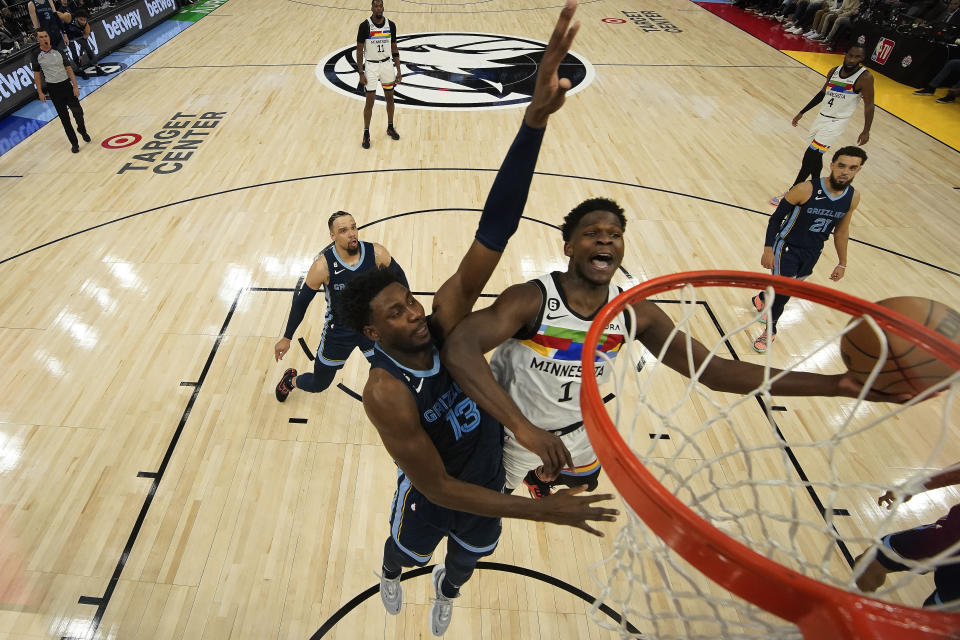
[872,38,895,65]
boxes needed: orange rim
[580,270,960,639]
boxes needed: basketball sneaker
[378,570,402,615]
[753,330,776,353]
[275,368,297,402]
[386,125,400,141]
[751,294,767,324]
[912,88,935,96]
[362,131,370,149]
[430,564,454,636]
[936,94,956,103]
[522,469,553,499]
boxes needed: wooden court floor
[0,0,958,638]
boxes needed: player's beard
[827,174,850,190]
[345,243,360,256]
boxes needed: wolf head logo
[317,32,594,110]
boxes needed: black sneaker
[275,368,297,402]
[95,65,107,76]
[80,131,91,143]
[361,131,370,149]
[71,145,79,153]
[386,125,400,141]
[522,469,553,499]
[913,88,934,96]
[936,95,956,103]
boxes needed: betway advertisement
[0,0,177,118]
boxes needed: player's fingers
[546,0,575,52]
[565,485,587,496]
[579,522,604,537]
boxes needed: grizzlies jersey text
[324,241,377,328]
[370,343,504,486]
[489,273,627,431]
[773,178,853,250]
[819,66,866,120]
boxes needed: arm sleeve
[390,19,397,40]
[474,121,546,252]
[764,197,795,247]
[283,285,319,340]
[386,257,408,289]
[356,22,367,43]
[799,89,826,115]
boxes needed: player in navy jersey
[752,145,866,353]
[855,463,960,608]
[339,4,619,636]
[273,211,407,402]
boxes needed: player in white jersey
[443,197,907,499]
[770,45,874,205]
[488,270,628,494]
[356,0,402,149]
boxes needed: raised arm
[442,283,574,476]
[429,0,580,339]
[363,368,617,535]
[634,300,908,401]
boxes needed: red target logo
[602,18,627,23]
[102,133,142,149]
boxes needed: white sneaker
[378,571,402,615]
[789,26,804,33]
[803,29,818,37]
[429,565,454,636]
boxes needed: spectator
[783,0,831,33]
[808,0,860,39]
[63,8,103,75]
[914,58,960,103]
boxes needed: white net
[585,280,960,639]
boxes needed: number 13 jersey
[489,272,628,431]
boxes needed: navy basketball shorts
[772,242,821,280]
[388,472,502,564]
[316,323,374,368]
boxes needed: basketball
[840,296,960,395]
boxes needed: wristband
[835,265,846,269]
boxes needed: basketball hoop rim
[580,270,960,638]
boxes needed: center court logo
[316,32,595,110]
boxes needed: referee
[32,28,89,153]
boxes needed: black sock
[382,565,401,580]
[388,121,394,128]
[794,146,823,186]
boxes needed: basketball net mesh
[583,277,960,639]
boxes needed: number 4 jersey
[489,272,628,431]
[819,65,866,120]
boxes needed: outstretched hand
[836,371,914,404]
[524,0,581,128]
[541,486,618,536]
